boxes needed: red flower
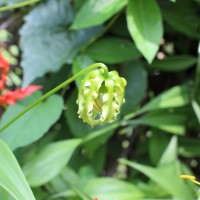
[0,53,41,106]
[0,85,42,105]
[0,53,9,90]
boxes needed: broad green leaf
[140,85,190,113]
[84,178,144,200]
[85,38,141,64]
[0,139,35,200]
[130,110,186,135]
[160,0,199,38]
[72,55,94,88]
[20,0,101,86]
[0,187,15,200]
[126,0,163,63]
[0,91,63,150]
[71,0,127,29]
[151,55,197,71]
[121,62,147,115]
[23,139,81,187]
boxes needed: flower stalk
[0,63,126,132]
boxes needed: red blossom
[0,85,42,105]
[0,52,42,106]
[0,53,9,90]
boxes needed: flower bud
[77,67,126,127]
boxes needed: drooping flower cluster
[0,53,41,106]
[77,66,126,127]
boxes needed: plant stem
[0,0,42,12]
[0,63,107,133]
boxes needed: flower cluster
[77,67,126,127]
[0,53,41,106]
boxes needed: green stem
[0,63,107,133]
[0,0,42,12]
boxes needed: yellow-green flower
[77,67,126,127]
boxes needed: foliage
[0,0,199,200]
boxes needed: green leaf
[20,0,101,86]
[192,100,200,124]
[179,137,200,157]
[23,139,81,187]
[85,37,141,64]
[121,62,147,115]
[0,91,63,150]
[72,55,94,88]
[148,130,170,165]
[126,0,163,63]
[158,136,177,166]
[151,55,197,71]
[130,110,186,135]
[0,139,35,200]
[160,0,199,39]
[119,159,194,200]
[71,0,127,29]
[0,187,15,200]
[83,122,118,154]
[120,137,194,200]
[140,85,190,113]
[84,178,144,200]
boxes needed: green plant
[0,0,199,200]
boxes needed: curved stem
[0,63,107,133]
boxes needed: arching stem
[0,63,107,133]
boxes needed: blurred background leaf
[0,91,63,150]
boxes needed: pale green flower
[77,67,126,127]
